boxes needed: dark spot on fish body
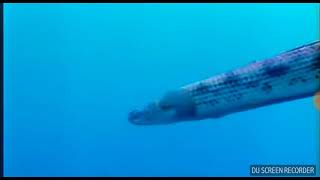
[193,82,211,96]
[311,54,320,71]
[209,87,222,94]
[316,70,320,78]
[223,94,238,103]
[263,63,290,78]
[222,72,241,87]
[208,99,219,106]
[236,94,242,100]
[245,79,260,88]
[242,76,249,84]
[231,92,243,100]
[289,76,309,86]
[261,82,272,93]
[290,53,303,63]
[310,55,320,81]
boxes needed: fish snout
[128,109,147,125]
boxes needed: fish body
[129,41,320,125]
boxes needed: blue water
[4,3,320,177]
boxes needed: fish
[128,40,320,125]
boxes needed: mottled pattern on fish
[128,40,320,125]
[181,41,320,119]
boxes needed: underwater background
[4,3,320,177]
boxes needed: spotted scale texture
[181,41,320,119]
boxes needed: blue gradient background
[4,3,320,177]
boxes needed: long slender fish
[128,40,320,125]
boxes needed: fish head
[128,90,196,125]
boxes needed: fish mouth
[128,109,155,125]
[128,102,159,125]
[128,109,146,125]
[128,102,177,125]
